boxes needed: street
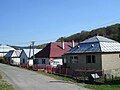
[0,63,88,90]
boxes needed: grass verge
[85,84,120,90]
[84,78,120,90]
[0,73,14,90]
[37,70,120,90]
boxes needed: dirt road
[0,63,89,90]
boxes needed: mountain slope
[57,23,120,43]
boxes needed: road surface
[0,63,88,90]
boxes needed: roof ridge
[96,36,100,42]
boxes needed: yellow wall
[102,53,120,70]
[102,53,120,76]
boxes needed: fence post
[66,68,68,75]
[104,74,107,82]
[83,71,86,81]
[112,75,114,80]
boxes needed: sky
[0,0,120,46]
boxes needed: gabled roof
[35,42,77,58]
[5,50,23,58]
[23,49,41,58]
[68,36,120,54]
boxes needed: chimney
[62,41,65,49]
[72,40,75,48]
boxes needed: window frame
[86,55,96,64]
[42,59,46,64]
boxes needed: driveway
[0,63,88,90]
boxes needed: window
[69,56,78,63]
[70,56,73,60]
[92,55,95,63]
[53,61,59,65]
[86,55,91,63]
[23,59,25,63]
[42,59,45,64]
[86,55,96,63]
[74,56,78,60]
[34,59,38,64]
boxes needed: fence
[33,64,120,82]
[33,64,103,81]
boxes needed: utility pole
[29,45,31,59]
[31,41,35,61]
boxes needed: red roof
[35,42,77,58]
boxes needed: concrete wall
[65,54,102,70]
[102,53,120,76]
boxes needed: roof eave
[64,51,120,55]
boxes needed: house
[23,48,42,66]
[7,45,41,66]
[64,36,120,77]
[33,41,77,69]
[0,45,15,58]
[5,50,28,66]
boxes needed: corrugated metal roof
[68,36,120,54]
[35,42,78,58]
[81,36,116,43]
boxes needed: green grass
[0,74,2,79]
[0,80,14,90]
[0,73,14,90]
[85,79,120,90]
[85,84,120,90]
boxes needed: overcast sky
[0,0,120,45]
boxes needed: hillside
[57,23,120,43]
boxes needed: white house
[5,50,28,66]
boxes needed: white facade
[50,59,63,67]
[34,58,63,67]
[5,50,28,66]
[11,58,20,65]
[28,59,33,66]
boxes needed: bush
[0,58,8,64]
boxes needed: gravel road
[0,63,89,90]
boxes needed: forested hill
[57,23,120,43]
